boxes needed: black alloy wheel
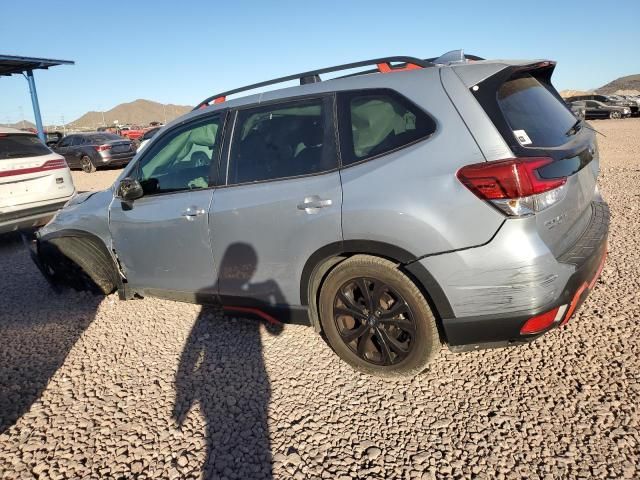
[333,277,416,366]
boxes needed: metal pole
[25,70,45,142]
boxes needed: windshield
[0,134,51,159]
[497,74,577,147]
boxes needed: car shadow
[173,243,284,479]
[0,233,100,435]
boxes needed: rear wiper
[565,119,582,136]
[582,122,606,138]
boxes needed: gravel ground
[1,120,639,479]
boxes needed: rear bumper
[0,199,70,234]
[442,201,609,351]
[100,153,134,167]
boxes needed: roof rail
[193,56,434,110]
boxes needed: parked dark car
[583,100,630,119]
[566,94,637,116]
[53,133,135,173]
[44,131,63,147]
[566,100,586,120]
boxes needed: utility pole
[101,109,106,127]
[61,115,66,135]
[18,106,24,128]
[163,104,167,124]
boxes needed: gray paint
[418,216,575,317]
[37,58,601,326]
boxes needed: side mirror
[117,177,144,201]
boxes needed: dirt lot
[1,119,638,479]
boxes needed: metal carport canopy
[0,54,74,142]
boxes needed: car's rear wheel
[318,255,440,377]
[81,155,97,173]
[609,111,621,119]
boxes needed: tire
[81,155,97,173]
[609,111,621,119]
[318,255,440,377]
[41,237,117,295]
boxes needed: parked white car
[0,127,75,234]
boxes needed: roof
[0,126,36,134]
[0,54,74,77]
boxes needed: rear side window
[0,134,50,159]
[497,75,577,148]
[338,90,436,166]
[88,134,119,144]
[228,97,336,184]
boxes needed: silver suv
[32,51,609,377]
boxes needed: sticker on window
[513,129,532,146]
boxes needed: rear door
[210,96,342,309]
[109,113,225,298]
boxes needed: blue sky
[1,0,639,124]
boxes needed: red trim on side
[0,159,67,178]
[561,283,588,326]
[376,62,422,73]
[562,248,607,326]
[213,96,226,104]
[222,306,281,325]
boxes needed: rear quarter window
[497,75,577,148]
[338,89,436,166]
[0,134,51,159]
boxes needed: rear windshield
[87,133,121,143]
[0,134,51,159]
[497,75,577,147]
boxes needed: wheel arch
[300,240,454,334]
[38,228,125,297]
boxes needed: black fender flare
[37,229,126,297]
[300,240,454,331]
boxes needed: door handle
[297,196,332,214]
[182,206,206,220]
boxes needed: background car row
[566,94,640,120]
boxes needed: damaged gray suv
[32,50,609,377]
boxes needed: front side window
[138,115,222,194]
[0,134,51,159]
[339,90,436,166]
[57,136,73,148]
[228,97,336,184]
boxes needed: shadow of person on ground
[173,243,284,479]
[0,233,100,434]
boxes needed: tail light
[42,159,68,170]
[96,144,112,152]
[457,157,567,216]
[0,158,67,178]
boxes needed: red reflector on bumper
[520,307,560,335]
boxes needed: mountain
[596,74,640,95]
[69,99,192,129]
[0,120,36,130]
[559,89,593,98]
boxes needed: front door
[211,96,342,314]
[53,135,75,167]
[109,113,225,300]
